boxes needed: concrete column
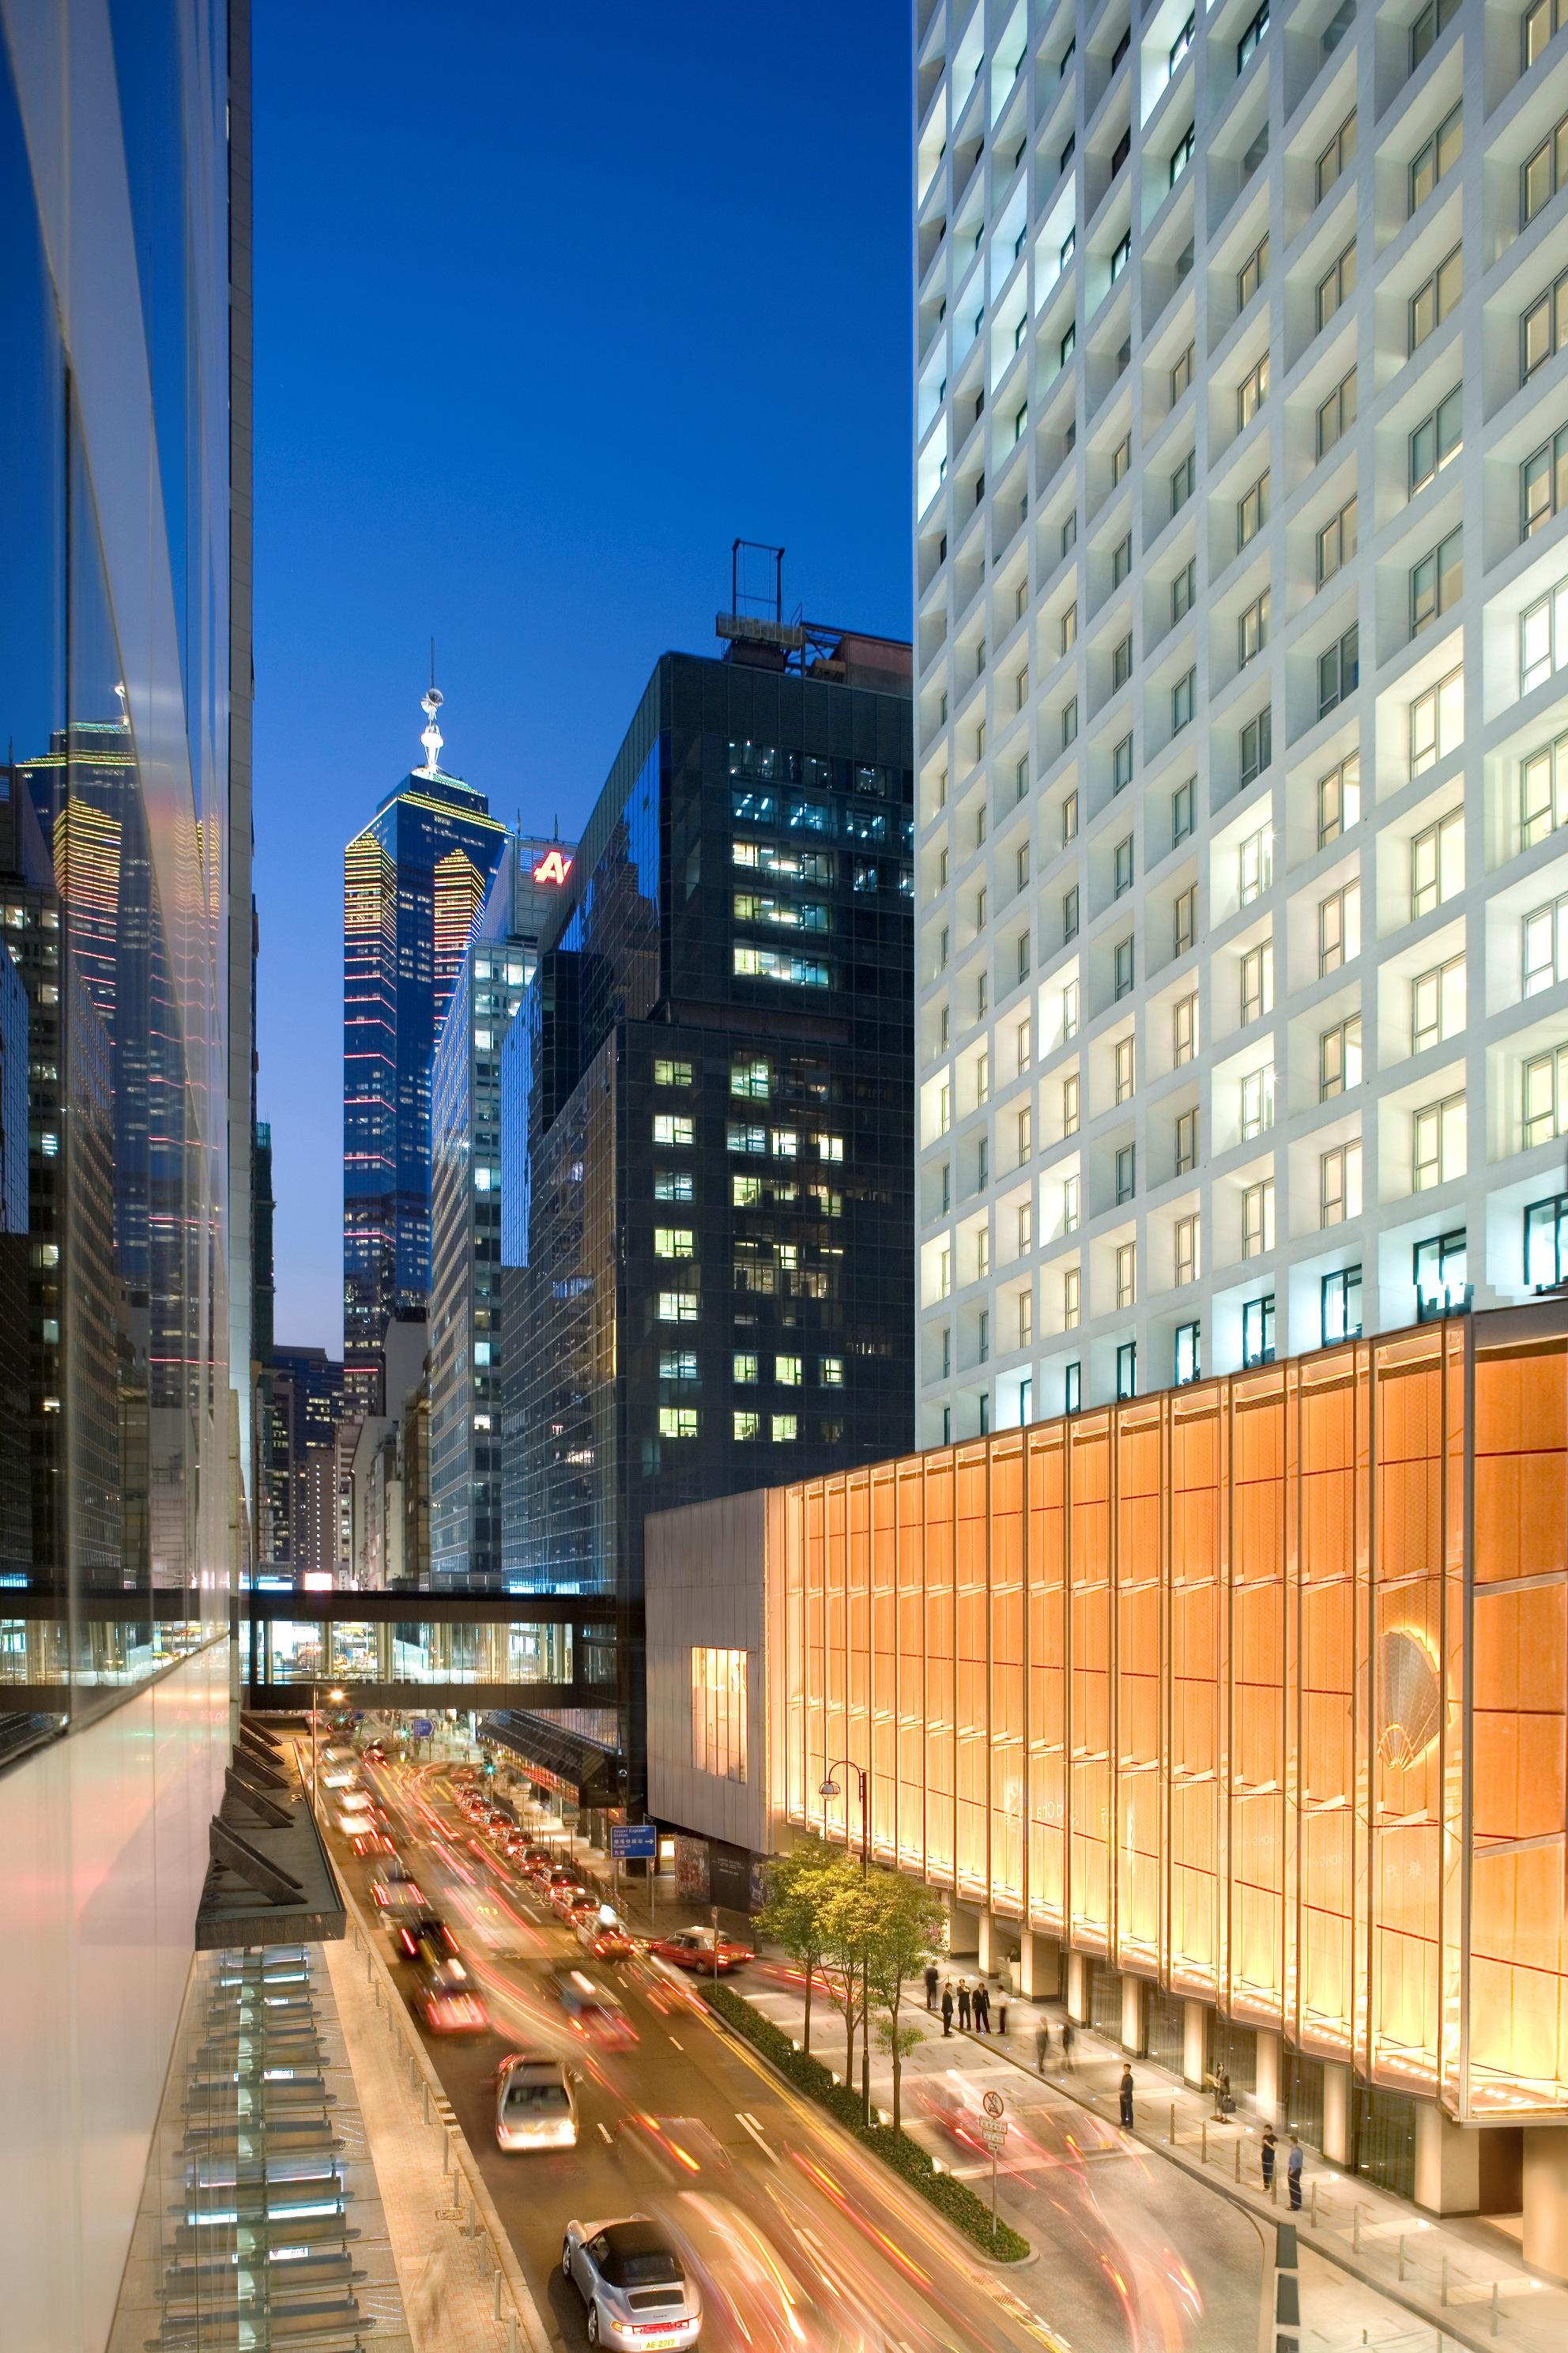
[1019,1933,1061,2001]
[1321,2061,1351,2166]
[946,1897,979,1959]
[1066,1950,1087,2024]
[1182,1999,1208,2090]
[1413,2098,1479,2215]
[977,1910,994,1975]
[1522,2129,1568,2278]
[1121,1973,1146,2057]
[1254,2027,1281,2125]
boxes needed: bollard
[366,1948,372,1985]
[1234,2138,1242,2184]
[1201,2119,1208,2163]
[422,2080,431,2126]
[373,1979,380,2010]
[1491,2283,1499,2337]
[1169,2102,1176,2147]
[1310,2180,1318,2230]
[508,2316,518,2353]
[443,2129,451,2178]
[1441,2257,1449,2306]
[453,2174,464,2224]
[493,2266,503,2320]
[1353,2204,1363,2254]
[1270,2166,1279,2205]
[1399,2234,1407,2281]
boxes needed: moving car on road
[579,1917,635,1962]
[494,2053,579,2151]
[562,2216,702,2349]
[413,1955,488,2034]
[550,1969,637,2049]
[649,1928,754,1975]
[392,1912,460,1968]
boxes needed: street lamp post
[309,1682,347,1814]
[821,1758,870,2125]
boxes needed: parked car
[561,2216,701,2350]
[494,2053,579,2151]
[649,1927,754,1975]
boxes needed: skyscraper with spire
[343,686,507,1408]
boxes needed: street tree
[817,1868,881,2091]
[756,1838,850,2057]
[863,1868,947,2131]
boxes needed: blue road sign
[412,1718,433,1738]
[611,1823,658,1860]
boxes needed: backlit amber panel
[773,1310,1568,2121]
[1468,1333,1568,2117]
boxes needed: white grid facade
[914,0,1568,1442]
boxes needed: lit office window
[1321,1266,1363,1344]
[1242,1295,1276,1366]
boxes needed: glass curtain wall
[0,0,236,1736]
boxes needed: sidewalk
[744,1957,1566,2353]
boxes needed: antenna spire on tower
[419,639,444,775]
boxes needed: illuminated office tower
[914,0,1568,1444]
[428,832,575,1586]
[341,689,507,1408]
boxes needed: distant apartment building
[498,610,915,1792]
[913,0,1568,1442]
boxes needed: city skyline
[252,0,913,1348]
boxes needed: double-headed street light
[820,1759,870,2124]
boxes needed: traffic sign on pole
[610,1823,658,1861]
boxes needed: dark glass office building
[499,629,914,1789]
[342,741,508,1408]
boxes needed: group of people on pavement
[925,1963,1009,2037]
[917,1955,1306,2209]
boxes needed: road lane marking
[597,2121,612,2145]
[668,2034,684,2050]
[735,2111,778,2163]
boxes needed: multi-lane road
[324,1756,1263,2352]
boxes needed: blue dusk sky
[254,0,913,1350]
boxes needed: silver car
[562,2215,701,2349]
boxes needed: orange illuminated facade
[778,1310,1568,2125]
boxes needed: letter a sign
[532,849,572,885]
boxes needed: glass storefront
[1284,2052,1325,2151]
[1354,2086,1418,2200]
[1145,1987,1187,2075]
[1088,1959,1124,2042]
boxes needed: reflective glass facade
[0,0,246,1736]
[778,1306,1568,2124]
[501,647,914,1778]
[428,835,571,1585]
[341,760,507,1403]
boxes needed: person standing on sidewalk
[997,1991,1009,2036]
[924,1962,939,2012]
[1261,2125,1277,2193]
[1287,2136,1303,2211]
[1061,2017,1076,2072]
[1035,2020,1050,2073]
[1118,2065,1135,2128]
[974,1982,990,2033]
[957,1979,972,2031]
[940,1981,955,2037]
